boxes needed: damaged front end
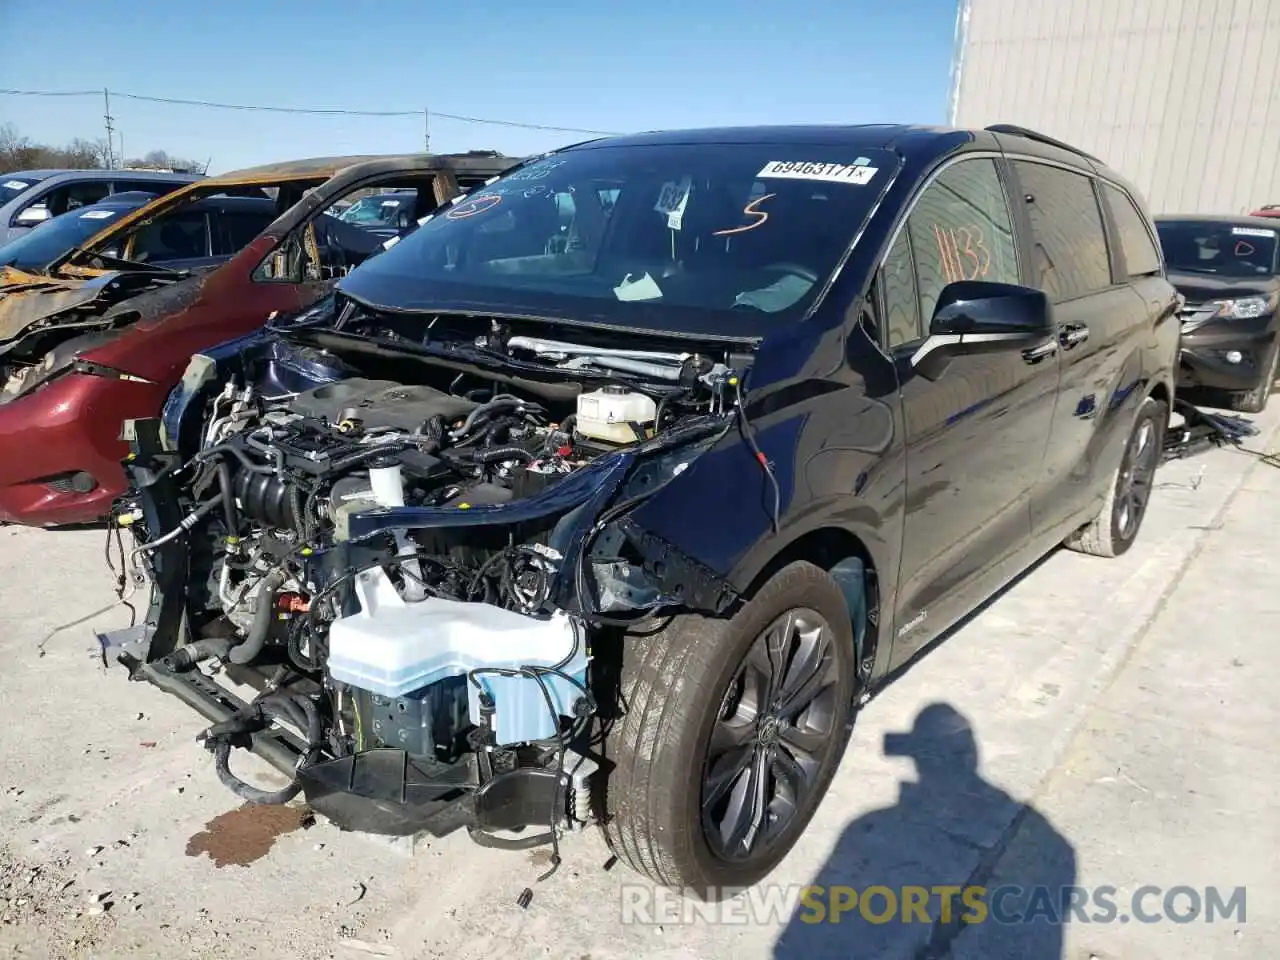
[101,322,745,865]
[0,266,183,402]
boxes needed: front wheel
[603,561,856,896]
[1064,395,1167,558]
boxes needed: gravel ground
[1,397,1277,959]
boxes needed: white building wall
[949,0,1280,215]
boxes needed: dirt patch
[185,803,314,868]
[0,842,112,956]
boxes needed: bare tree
[64,137,110,168]
[126,148,204,173]
[0,125,195,173]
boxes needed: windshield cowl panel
[337,143,899,339]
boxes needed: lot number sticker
[757,160,879,185]
[654,176,692,230]
[80,210,116,220]
[1233,227,1276,238]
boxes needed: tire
[602,560,856,897]
[1064,395,1167,558]
[1229,342,1279,414]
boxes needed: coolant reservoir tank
[327,568,589,745]
[576,385,656,444]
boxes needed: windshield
[0,201,139,271]
[341,196,406,226]
[337,142,898,336]
[0,175,47,205]
[1156,220,1279,278]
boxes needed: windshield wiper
[291,325,652,386]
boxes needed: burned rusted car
[0,151,519,525]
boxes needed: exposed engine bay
[106,320,754,869]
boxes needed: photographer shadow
[774,702,1077,960]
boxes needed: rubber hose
[213,740,302,805]
[449,396,523,439]
[211,695,322,806]
[161,637,234,672]
[216,460,239,535]
[286,623,319,672]
[227,568,287,665]
[545,414,576,454]
[472,445,535,465]
[326,440,412,475]
[288,482,307,538]
[200,442,275,475]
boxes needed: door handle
[1021,337,1058,364]
[1060,324,1090,349]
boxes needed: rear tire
[602,561,856,897]
[1229,342,1278,414]
[1064,395,1166,558]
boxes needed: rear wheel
[1229,342,1278,414]
[603,561,856,896]
[1064,395,1166,558]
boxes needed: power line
[0,87,622,136]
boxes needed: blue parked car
[0,190,277,274]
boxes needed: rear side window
[906,157,1020,327]
[1101,183,1161,278]
[212,210,273,256]
[130,211,209,262]
[1011,162,1111,302]
[41,180,113,217]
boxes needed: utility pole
[424,107,431,153]
[103,88,115,169]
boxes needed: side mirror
[15,206,51,226]
[911,281,1055,381]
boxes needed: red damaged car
[0,151,519,526]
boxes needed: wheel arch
[738,526,886,688]
[1147,377,1172,415]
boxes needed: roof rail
[984,124,1103,164]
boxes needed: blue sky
[0,0,960,174]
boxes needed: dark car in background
[338,191,418,240]
[106,123,1178,895]
[0,191,276,274]
[1156,215,1280,412]
[0,151,519,526]
[0,169,200,247]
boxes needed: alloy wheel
[1114,417,1160,541]
[700,608,841,862]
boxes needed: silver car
[0,169,200,249]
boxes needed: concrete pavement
[0,397,1277,960]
